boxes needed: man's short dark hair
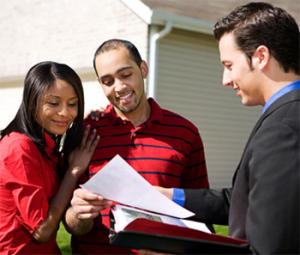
[214,2,299,74]
[93,39,143,77]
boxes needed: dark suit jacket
[185,89,300,254]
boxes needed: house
[0,0,298,187]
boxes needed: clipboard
[109,210,250,254]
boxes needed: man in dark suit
[152,2,300,254]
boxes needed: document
[82,154,194,218]
[109,204,249,254]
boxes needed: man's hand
[154,186,174,200]
[64,187,112,235]
[70,188,112,220]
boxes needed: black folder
[109,218,250,254]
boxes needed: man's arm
[64,206,94,235]
[155,186,231,225]
[184,188,231,225]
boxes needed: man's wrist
[64,207,94,235]
[172,188,185,206]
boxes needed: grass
[57,222,71,255]
[213,224,229,236]
[56,221,229,254]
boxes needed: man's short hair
[214,2,299,74]
[93,39,143,77]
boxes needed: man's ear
[140,61,148,78]
[252,45,270,70]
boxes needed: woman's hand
[68,125,100,177]
[33,127,100,242]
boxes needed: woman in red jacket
[0,61,100,254]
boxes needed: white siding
[0,0,148,78]
[155,29,260,188]
[0,83,23,130]
[82,80,110,116]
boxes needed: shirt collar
[103,104,120,124]
[147,98,163,123]
[103,98,163,125]
[262,80,300,114]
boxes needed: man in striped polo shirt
[64,39,209,254]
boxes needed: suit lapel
[232,89,300,184]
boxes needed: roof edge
[120,0,153,24]
[120,0,213,35]
[151,10,213,35]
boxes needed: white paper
[181,219,211,233]
[82,154,195,218]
